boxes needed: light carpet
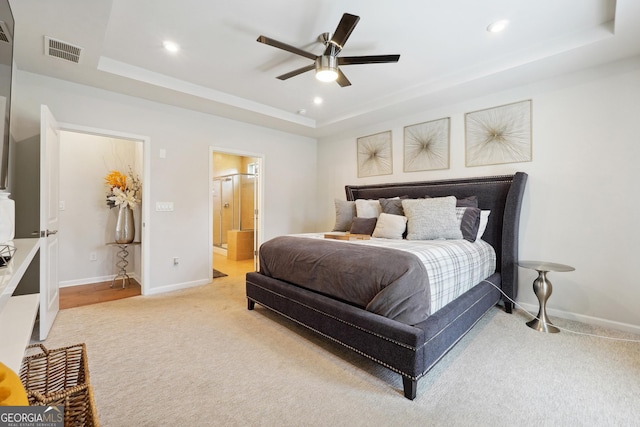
[39,273,640,426]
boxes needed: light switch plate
[155,202,174,211]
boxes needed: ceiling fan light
[316,69,338,82]
[315,56,338,82]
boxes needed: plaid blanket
[292,234,496,314]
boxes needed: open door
[39,105,60,340]
[253,160,260,272]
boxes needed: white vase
[0,191,15,243]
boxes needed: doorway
[210,148,263,276]
[57,125,150,300]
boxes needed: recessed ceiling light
[163,40,180,52]
[313,97,323,105]
[487,20,509,33]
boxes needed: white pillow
[372,213,407,239]
[476,210,491,240]
[355,199,382,218]
[402,196,463,240]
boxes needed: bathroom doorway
[210,148,262,275]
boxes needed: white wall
[317,56,640,333]
[59,132,142,286]
[13,70,318,294]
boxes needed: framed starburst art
[357,131,393,178]
[465,100,532,167]
[403,117,450,172]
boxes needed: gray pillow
[402,196,463,240]
[456,207,481,242]
[332,199,356,232]
[379,197,405,216]
[456,196,478,208]
[350,217,377,235]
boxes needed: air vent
[45,36,82,63]
[0,21,11,44]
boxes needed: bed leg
[402,377,417,400]
[247,299,255,310]
[504,300,513,314]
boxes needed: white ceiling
[8,0,640,137]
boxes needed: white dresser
[0,238,41,372]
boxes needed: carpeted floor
[38,272,640,426]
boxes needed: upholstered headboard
[345,172,528,308]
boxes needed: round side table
[518,261,575,333]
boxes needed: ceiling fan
[257,13,400,87]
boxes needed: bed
[246,172,527,399]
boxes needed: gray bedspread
[258,236,431,325]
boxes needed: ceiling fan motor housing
[315,55,338,81]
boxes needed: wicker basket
[19,343,99,427]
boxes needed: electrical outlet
[173,257,179,266]
[89,252,97,261]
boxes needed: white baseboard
[213,246,227,256]
[60,273,141,288]
[517,302,640,335]
[143,278,210,296]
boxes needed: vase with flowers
[105,169,141,244]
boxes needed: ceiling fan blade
[276,64,315,80]
[257,35,318,60]
[338,54,401,65]
[325,13,360,55]
[336,68,352,87]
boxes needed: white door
[253,161,260,272]
[39,105,60,340]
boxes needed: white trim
[60,275,114,287]
[212,246,227,256]
[143,278,211,296]
[57,122,151,296]
[59,272,142,288]
[97,56,317,129]
[209,146,265,275]
[517,302,640,335]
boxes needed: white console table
[0,238,41,372]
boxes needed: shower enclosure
[212,173,255,249]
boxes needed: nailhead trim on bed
[417,278,499,378]
[247,276,500,382]
[246,279,418,350]
[345,176,516,200]
[246,294,415,380]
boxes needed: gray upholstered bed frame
[246,172,528,399]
